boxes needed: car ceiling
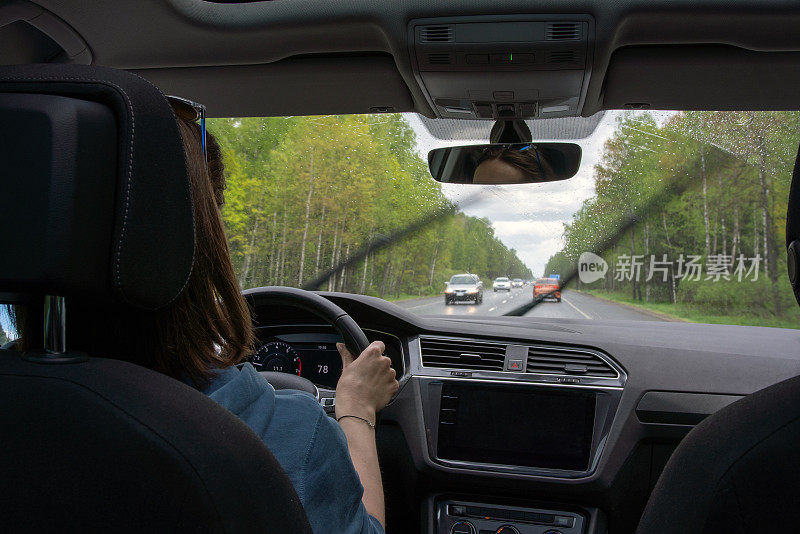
[5,0,800,119]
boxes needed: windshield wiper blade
[503,170,695,317]
[302,192,482,291]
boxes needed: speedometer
[251,341,302,375]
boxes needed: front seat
[0,64,312,532]
[635,145,800,533]
[635,374,800,533]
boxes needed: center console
[421,378,621,478]
[411,337,623,534]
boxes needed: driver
[7,99,397,534]
[473,144,552,184]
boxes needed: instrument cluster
[251,327,404,390]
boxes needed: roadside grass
[580,289,800,329]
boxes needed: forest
[210,114,531,300]
[545,111,800,327]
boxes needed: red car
[534,277,561,302]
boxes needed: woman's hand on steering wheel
[334,341,399,423]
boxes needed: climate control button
[451,521,476,534]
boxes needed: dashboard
[245,288,800,534]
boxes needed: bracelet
[336,414,376,428]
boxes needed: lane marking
[488,306,496,311]
[562,295,592,319]
[502,299,507,303]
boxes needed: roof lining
[21,0,800,118]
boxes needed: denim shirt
[203,363,384,534]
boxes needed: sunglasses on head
[480,143,545,176]
[518,144,545,175]
[167,95,207,168]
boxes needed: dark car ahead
[444,274,483,305]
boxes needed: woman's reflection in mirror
[473,145,553,184]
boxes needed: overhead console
[409,15,594,120]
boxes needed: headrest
[0,64,194,310]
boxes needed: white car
[444,273,483,305]
[493,277,511,292]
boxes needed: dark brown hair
[476,145,553,180]
[11,116,253,386]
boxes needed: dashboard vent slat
[424,344,506,355]
[545,22,581,41]
[421,347,506,357]
[420,338,505,371]
[426,53,453,65]
[421,25,455,42]
[547,50,579,63]
[527,346,617,378]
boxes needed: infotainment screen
[437,383,597,471]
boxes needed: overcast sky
[407,111,621,277]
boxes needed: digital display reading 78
[292,342,343,389]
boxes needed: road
[395,287,667,321]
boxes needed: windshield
[207,111,800,329]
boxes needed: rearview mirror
[428,142,582,185]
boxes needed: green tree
[209,114,531,299]
[547,110,800,324]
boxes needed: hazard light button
[504,345,528,371]
[506,359,523,371]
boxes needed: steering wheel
[242,286,371,399]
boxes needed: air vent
[547,50,578,63]
[421,25,454,42]
[545,22,581,41]
[420,338,506,371]
[427,53,453,65]
[527,345,617,378]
